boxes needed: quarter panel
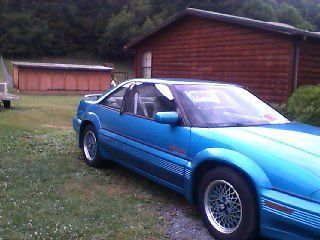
[82,110,102,131]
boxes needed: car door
[95,82,133,156]
[114,82,191,188]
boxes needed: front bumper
[260,189,320,240]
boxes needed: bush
[271,103,288,118]
[287,85,320,126]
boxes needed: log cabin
[127,8,320,102]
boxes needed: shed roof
[12,62,113,71]
[127,8,320,48]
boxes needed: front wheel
[198,167,257,240]
[82,125,102,168]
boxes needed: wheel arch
[79,113,101,148]
[188,148,271,205]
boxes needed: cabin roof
[127,8,320,48]
[12,61,113,71]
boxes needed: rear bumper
[72,116,81,132]
[260,189,320,240]
[72,116,82,146]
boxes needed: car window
[174,84,289,127]
[100,84,130,110]
[125,83,177,119]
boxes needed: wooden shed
[127,8,320,102]
[12,62,113,94]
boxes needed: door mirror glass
[154,112,180,125]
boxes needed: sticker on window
[185,90,221,103]
[262,113,284,124]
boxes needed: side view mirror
[154,112,180,125]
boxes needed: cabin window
[142,51,152,78]
[99,83,131,110]
[124,83,176,119]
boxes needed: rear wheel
[82,125,102,168]
[198,167,257,240]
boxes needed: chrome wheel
[204,180,242,234]
[83,130,97,161]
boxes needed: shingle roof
[12,62,113,71]
[127,8,320,48]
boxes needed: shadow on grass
[99,160,185,202]
[6,105,40,111]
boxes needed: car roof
[124,78,242,87]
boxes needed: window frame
[142,51,152,78]
[122,82,187,126]
[98,83,132,112]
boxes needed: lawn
[0,95,198,239]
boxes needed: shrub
[287,85,320,126]
[271,103,288,118]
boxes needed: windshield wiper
[210,123,248,127]
[226,123,248,127]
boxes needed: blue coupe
[73,79,320,240]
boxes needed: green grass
[0,96,182,239]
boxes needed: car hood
[239,123,320,158]
[211,123,320,177]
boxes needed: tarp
[0,56,13,87]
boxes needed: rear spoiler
[83,94,102,101]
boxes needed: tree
[0,0,319,58]
[277,3,315,30]
[98,8,137,58]
[237,0,278,21]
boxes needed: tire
[4,100,11,109]
[198,167,257,240]
[82,125,102,168]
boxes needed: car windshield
[174,84,289,127]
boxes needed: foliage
[237,0,278,22]
[287,85,320,126]
[271,103,288,118]
[277,3,315,30]
[1,0,320,58]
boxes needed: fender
[185,148,271,203]
[81,111,102,131]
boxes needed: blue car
[73,79,320,240]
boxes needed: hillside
[1,0,320,59]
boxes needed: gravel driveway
[160,199,264,240]
[159,201,214,240]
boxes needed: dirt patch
[43,124,72,130]
[159,201,214,240]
